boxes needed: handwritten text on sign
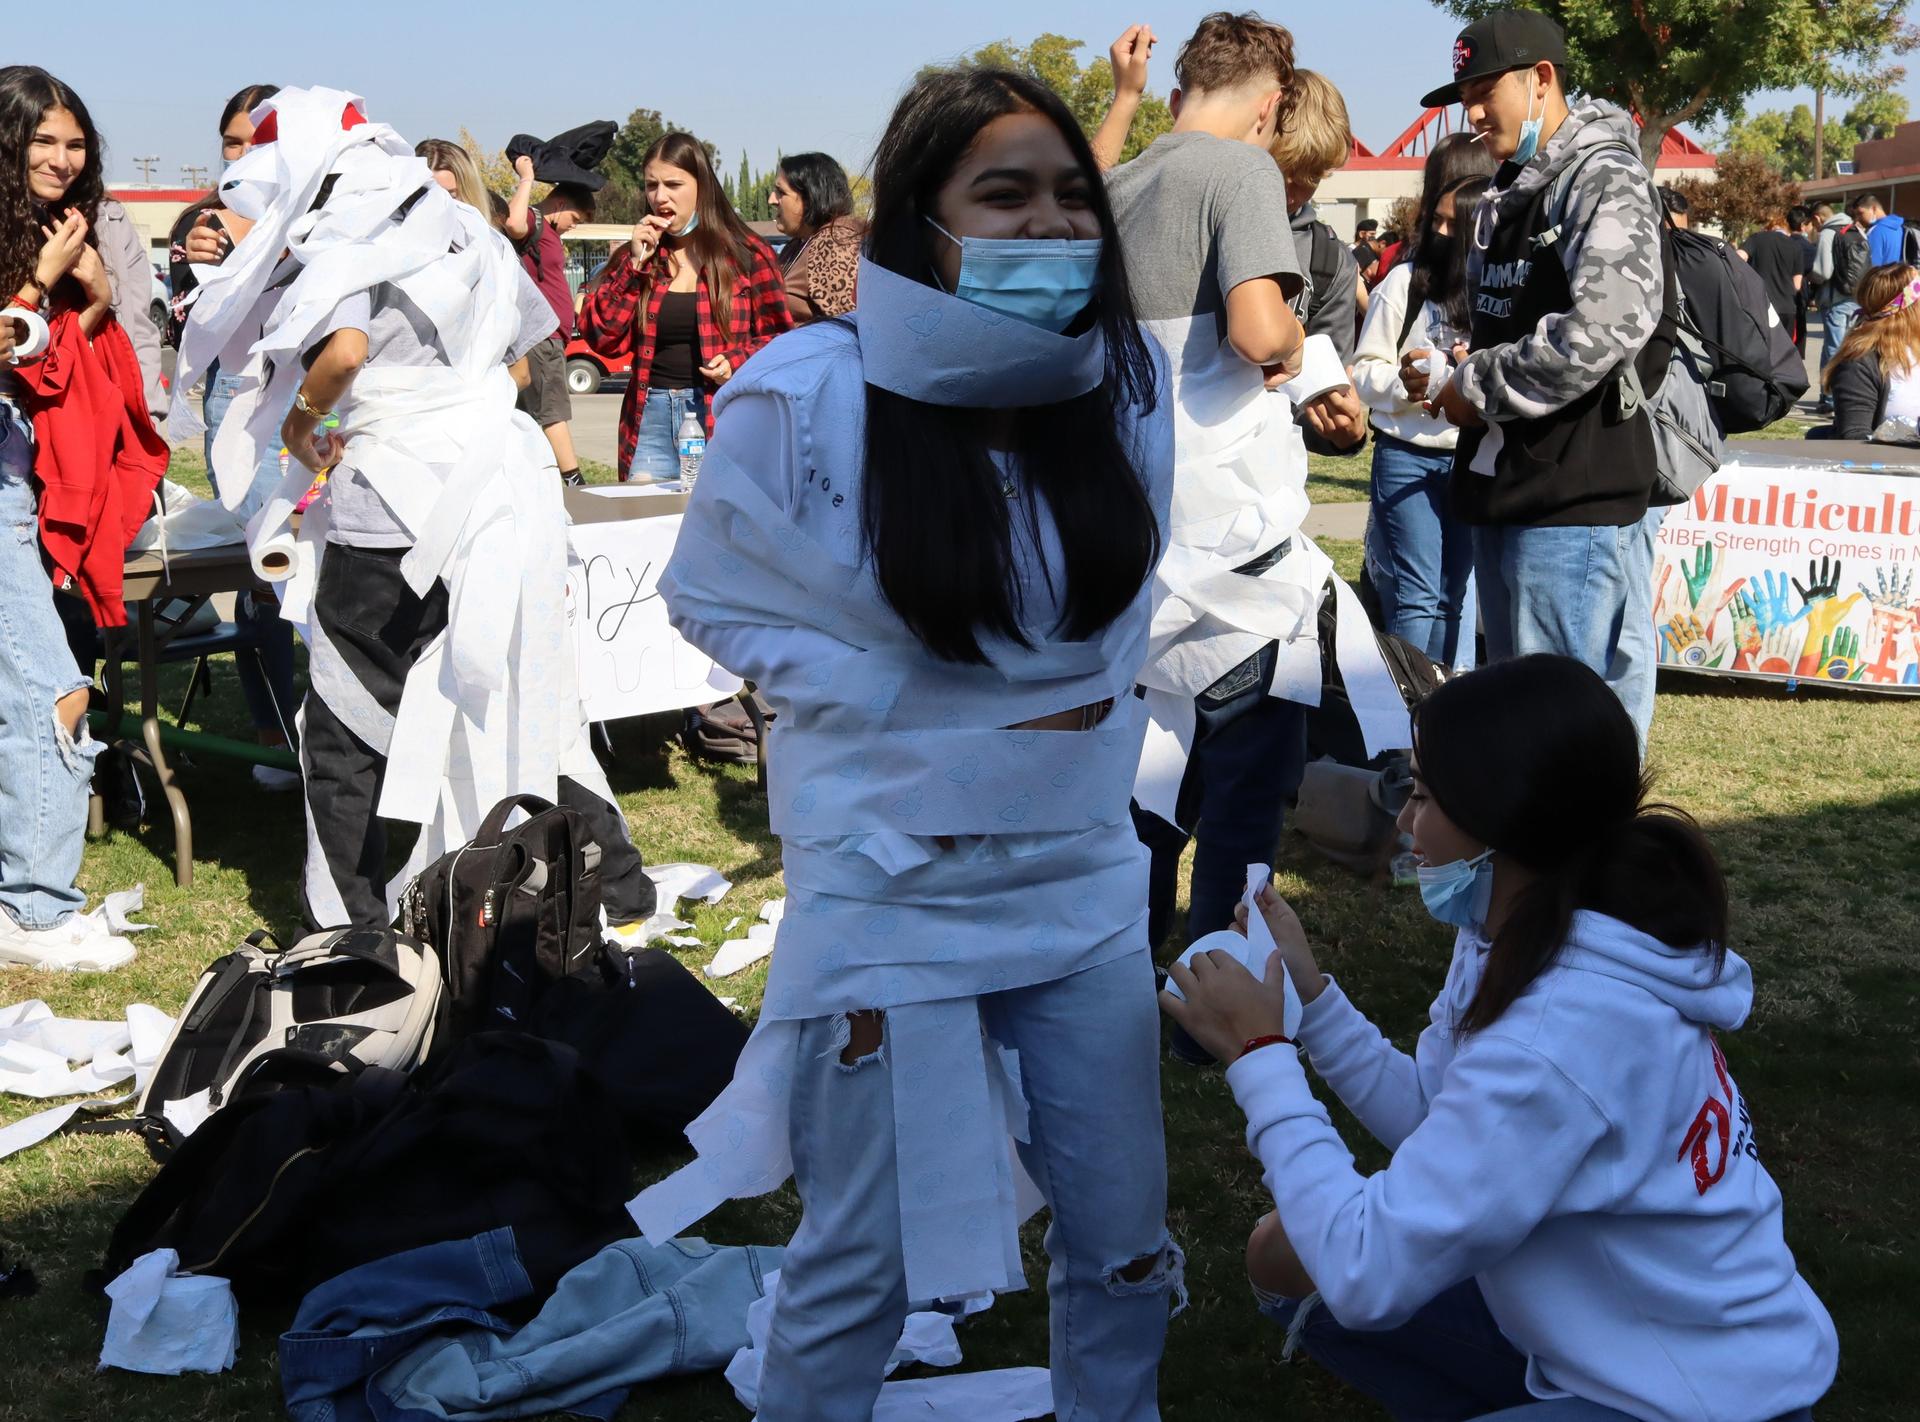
[565,515,743,721]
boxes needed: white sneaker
[252,763,302,792]
[0,911,137,971]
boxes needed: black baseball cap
[1421,9,1567,109]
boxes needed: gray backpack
[133,927,440,1149]
[1538,146,1723,505]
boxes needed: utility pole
[181,163,210,189]
[132,154,161,184]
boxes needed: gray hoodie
[1456,102,1663,424]
[97,198,166,423]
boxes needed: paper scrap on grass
[729,1270,1045,1419]
[88,885,155,936]
[644,862,732,908]
[706,899,784,979]
[0,1001,173,1101]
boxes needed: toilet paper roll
[1278,333,1349,406]
[7,308,50,363]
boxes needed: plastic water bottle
[676,407,706,489]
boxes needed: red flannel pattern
[575,234,793,478]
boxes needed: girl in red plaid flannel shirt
[576,132,791,479]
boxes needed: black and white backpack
[125,927,440,1153]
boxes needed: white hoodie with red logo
[1228,910,1837,1421]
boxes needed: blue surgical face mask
[1416,848,1496,928]
[925,217,1102,332]
[1512,79,1546,164]
[673,213,699,237]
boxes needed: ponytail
[1459,797,1729,1035]
[1409,654,1730,1037]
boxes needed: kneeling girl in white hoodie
[1163,653,1836,1422]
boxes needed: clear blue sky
[40,1,1909,188]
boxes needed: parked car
[564,333,629,396]
[149,261,170,336]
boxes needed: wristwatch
[293,389,331,420]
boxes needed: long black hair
[778,151,853,232]
[861,67,1162,664]
[1402,132,1495,344]
[0,66,106,300]
[1419,175,1489,338]
[1411,655,1729,1035]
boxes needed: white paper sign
[566,516,744,722]
[1654,461,1920,692]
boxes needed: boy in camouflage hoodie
[1409,10,1666,739]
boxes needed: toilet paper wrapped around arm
[99,1248,238,1375]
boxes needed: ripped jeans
[0,399,96,930]
[758,950,1176,1421]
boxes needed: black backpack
[1664,220,1809,432]
[396,793,605,1052]
[95,1033,635,1306]
[1832,223,1871,303]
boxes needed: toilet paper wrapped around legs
[99,1248,238,1375]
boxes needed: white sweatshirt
[1350,263,1458,450]
[1228,911,1837,1422]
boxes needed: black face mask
[1420,233,1461,294]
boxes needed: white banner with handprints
[566,516,744,721]
[1654,459,1920,692]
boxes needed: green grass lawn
[1,446,1912,1420]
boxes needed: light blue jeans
[1472,507,1666,741]
[1820,299,1860,388]
[758,950,1178,1422]
[626,386,703,480]
[1368,433,1478,667]
[0,400,96,930]
[202,367,298,736]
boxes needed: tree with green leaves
[944,33,1173,164]
[600,108,719,228]
[1721,92,1910,182]
[1432,0,1916,171]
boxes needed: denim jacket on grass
[281,1227,780,1422]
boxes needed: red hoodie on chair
[14,307,168,627]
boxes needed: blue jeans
[1263,1280,1816,1422]
[202,367,299,736]
[0,401,96,929]
[1133,639,1310,950]
[758,951,1176,1421]
[1472,507,1665,742]
[281,1227,779,1422]
[1821,300,1859,377]
[1368,433,1477,666]
[626,386,703,480]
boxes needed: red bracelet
[1239,1034,1291,1060]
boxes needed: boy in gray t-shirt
[1106,129,1301,329]
[1105,14,1317,999]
